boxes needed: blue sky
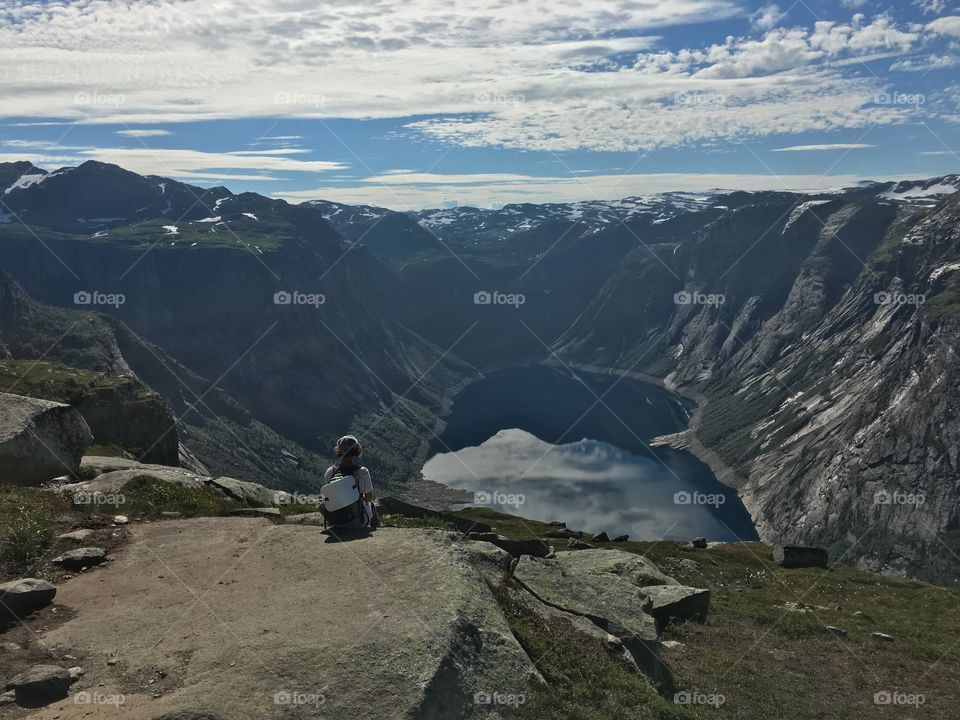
[0,0,958,208]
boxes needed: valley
[1,160,958,584]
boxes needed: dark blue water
[424,365,758,542]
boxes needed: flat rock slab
[0,393,91,486]
[51,547,106,571]
[640,585,710,627]
[57,529,95,543]
[31,519,538,720]
[283,512,326,526]
[513,555,665,686]
[0,578,56,616]
[774,545,829,569]
[468,533,550,558]
[208,476,276,508]
[556,549,679,587]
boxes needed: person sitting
[322,435,378,529]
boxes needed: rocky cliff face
[554,187,960,583]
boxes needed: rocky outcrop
[0,392,91,484]
[4,665,74,705]
[38,518,540,719]
[513,554,665,686]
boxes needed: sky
[0,0,958,209]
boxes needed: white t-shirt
[323,465,374,527]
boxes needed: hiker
[320,435,379,529]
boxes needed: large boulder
[5,664,73,705]
[468,532,551,558]
[378,496,492,534]
[774,545,829,569]
[513,554,666,687]
[0,578,56,616]
[556,549,680,587]
[640,585,711,627]
[0,392,92,484]
[208,476,277,507]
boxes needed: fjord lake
[424,365,758,542]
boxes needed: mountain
[2,159,959,582]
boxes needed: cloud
[927,16,960,37]
[0,140,347,180]
[915,0,948,15]
[115,129,172,138]
[751,4,785,32]
[0,2,943,155]
[273,170,933,209]
[770,143,877,151]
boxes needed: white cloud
[0,2,942,155]
[771,143,877,151]
[274,170,933,209]
[915,0,948,15]
[115,129,172,138]
[927,16,960,37]
[0,140,347,180]
[751,4,785,32]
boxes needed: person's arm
[360,468,374,502]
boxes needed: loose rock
[4,664,73,705]
[691,537,708,549]
[52,547,107,571]
[0,578,57,615]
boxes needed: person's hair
[334,434,363,460]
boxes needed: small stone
[63,655,78,661]
[0,690,15,705]
[826,626,848,638]
[57,529,95,542]
[853,611,864,617]
[1,642,22,653]
[567,538,595,550]
[113,515,129,525]
[872,632,895,642]
[661,640,684,649]
[107,658,119,666]
[605,633,622,647]
[68,667,84,680]
[692,537,708,549]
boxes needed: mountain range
[1,159,958,583]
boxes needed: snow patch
[162,225,179,234]
[4,173,46,194]
[196,216,221,223]
[241,212,258,220]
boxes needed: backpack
[319,465,368,527]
